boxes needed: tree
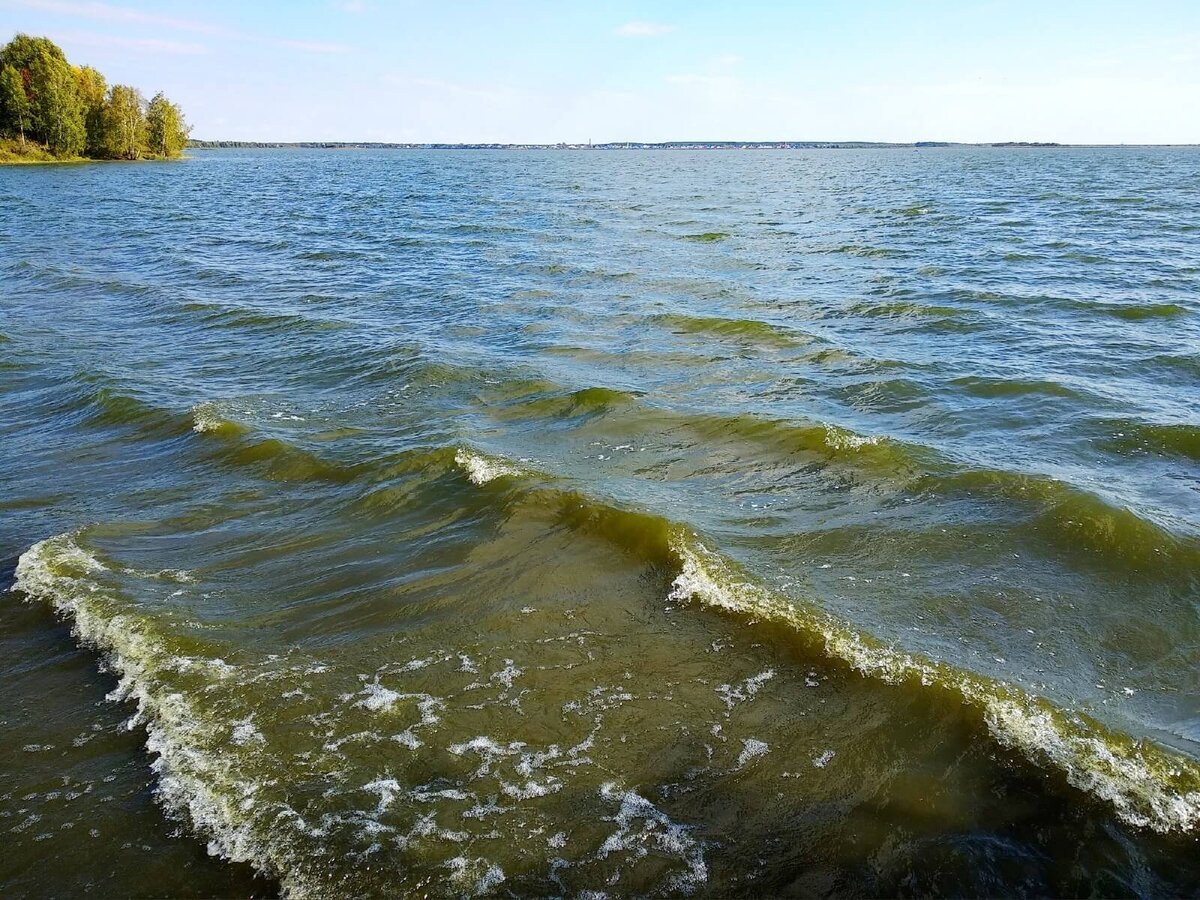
[29,52,85,156]
[76,64,107,156]
[0,64,29,146]
[145,91,189,158]
[0,32,68,75]
[103,84,145,160]
[1,33,190,162]
[1,33,75,149]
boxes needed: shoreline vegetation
[0,33,189,165]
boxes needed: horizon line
[188,139,1200,149]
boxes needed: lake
[2,147,1198,896]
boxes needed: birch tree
[146,91,189,158]
[0,65,28,146]
[103,84,145,160]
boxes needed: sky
[2,0,1199,144]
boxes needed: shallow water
[2,147,1199,897]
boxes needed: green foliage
[0,135,62,163]
[0,33,84,156]
[0,33,68,73]
[76,65,107,155]
[0,65,28,144]
[0,32,189,162]
[103,84,145,160]
[29,52,85,156]
[146,91,190,158]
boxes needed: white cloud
[384,74,526,104]
[3,0,355,53]
[50,30,208,54]
[615,21,675,38]
[5,0,226,35]
[666,73,738,89]
[273,38,351,54]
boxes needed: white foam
[666,531,1200,834]
[736,738,770,769]
[190,403,231,434]
[408,786,472,803]
[597,782,707,893]
[715,669,775,709]
[356,682,402,712]
[396,656,433,673]
[14,533,291,884]
[500,778,561,800]
[823,424,879,451]
[454,449,519,485]
[490,659,522,690]
[448,736,526,778]
[462,796,509,819]
[362,777,403,814]
[445,856,506,896]
[231,717,265,746]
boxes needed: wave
[651,313,812,347]
[4,262,167,299]
[79,386,195,439]
[453,448,523,485]
[176,301,350,334]
[190,403,253,438]
[296,248,371,262]
[680,232,730,243]
[1100,303,1189,322]
[60,372,1200,588]
[190,403,365,483]
[479,379,924,475]
[469,376,1197,572]
[951,375,1092,400]
[490,385,643,422]
[852,301,967,318]
[20,376,196,448]
[442,455,1200,834]
[1099,420,1200,463]
[1027,296,1191,322]
[921,467,1200,574]
[12,450,1200,899]
[1145,352,1200,380]
[664,535,1200,834]
[13,534,301,894]
[844,299,984,333]
[823,244,899,259]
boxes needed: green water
[1,148,1198,896]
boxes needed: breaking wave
[11,443,1200,897]
[442,451,1200,835]
[664,535,1200,835]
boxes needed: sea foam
[667,532,1200,834]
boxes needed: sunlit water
[2,148,1198,897]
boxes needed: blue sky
[2,0,1198,143]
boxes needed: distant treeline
[190,139,1065,151]
[0,34,189,161]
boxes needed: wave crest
[666,533,1200,834]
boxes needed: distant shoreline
[187,140,1199,150]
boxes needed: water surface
[2,148,1199,896]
